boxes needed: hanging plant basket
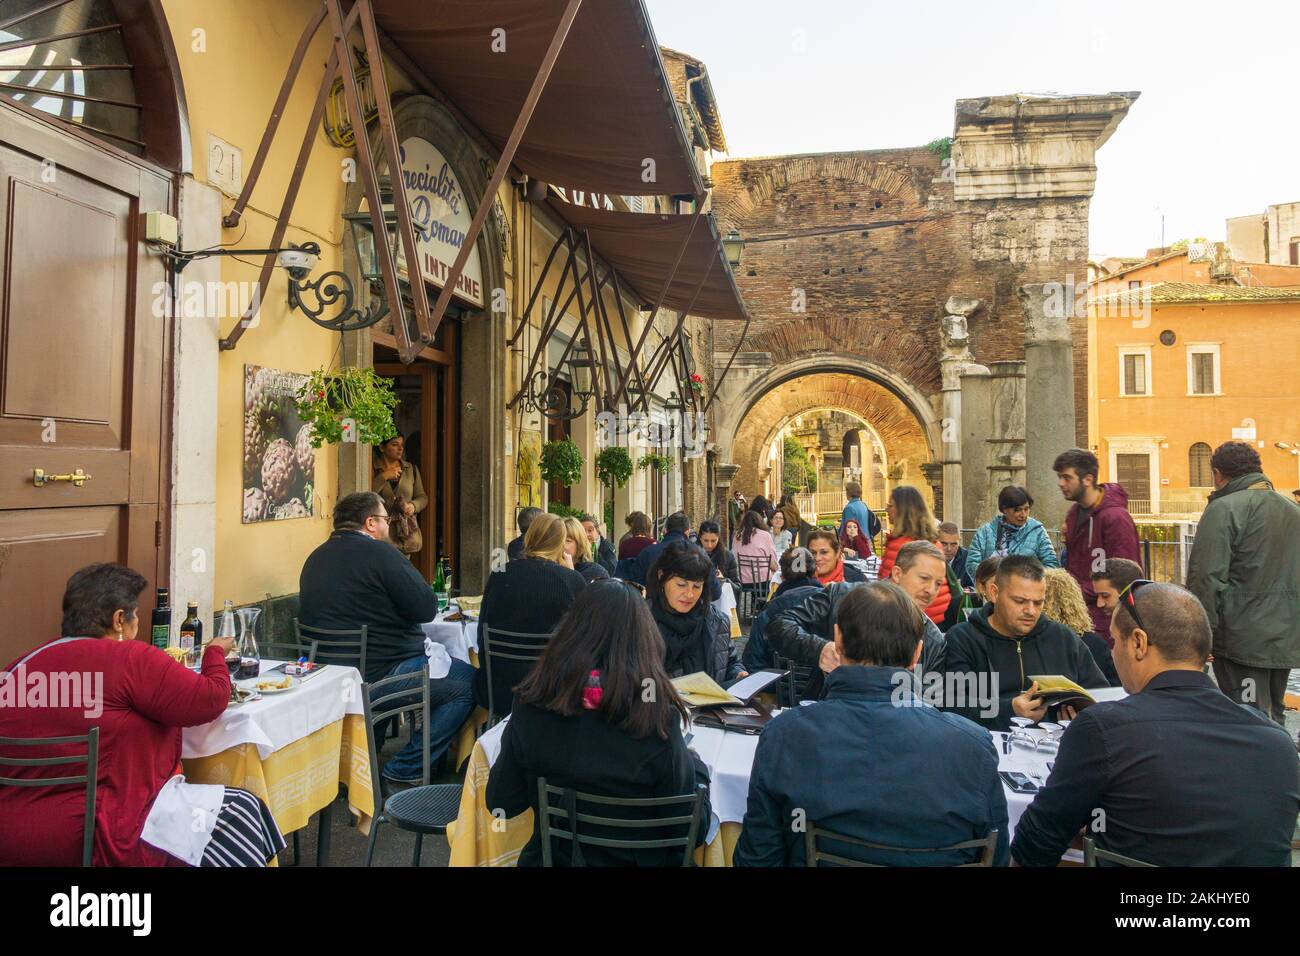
[294,366,398,447]
[595,446,633,489]
[540,438,584,487]
[685,373,704,394]
[638,451,673,473]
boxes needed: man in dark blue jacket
[1011,582,1300,866]
[633,511,721,601]
[734,580,1008,866]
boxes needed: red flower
[690,373,703,383]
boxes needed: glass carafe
[235,607,262,680]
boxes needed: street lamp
[722,228,745,268]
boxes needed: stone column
[919,462,945,522]
[1019,282,1078,536]
[940,297,979,527]
[987,360,1027,500]
[716,463,741,539]
[959,364,991,529]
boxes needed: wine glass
[1036,721,1063,753]
[1008,716,1037,749]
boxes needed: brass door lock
[33,468,92,487]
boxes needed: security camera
[277,245,319,281]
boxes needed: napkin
[424,637,452,679]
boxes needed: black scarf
[649,600,712,677]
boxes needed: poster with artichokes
[244,365,316,523]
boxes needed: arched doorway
[0,0,189,661]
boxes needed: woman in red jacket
[0,564,284,867]
[877,485,952,627]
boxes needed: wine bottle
[432,556,448,610]
[151,588,171,650]
[179,602,202,669]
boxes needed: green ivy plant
[924,136,953,161]
[595,447,633,489]
[547,502,586,519]
[295,366,398,447]
[638,452,672,473]
[540,438,584,487]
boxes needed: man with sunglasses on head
[1186,441,1300,727]
[1011,580,1299,866]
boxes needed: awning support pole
[579,231,616,408]
[219,43,345,351]
[221,3,327,229]
[425,0,585,343]
[608,269,652,414]
[704,314,750,413]
[509,227,566,346]
[610,202,704,408]
[644,254,714,394]
[323,0,418,362]
[508,232,579,408]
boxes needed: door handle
[33,468,92,487]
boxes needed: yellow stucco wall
[1092,300,1300,494]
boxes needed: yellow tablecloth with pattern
[183,713,374,835]
[445,737,741,866]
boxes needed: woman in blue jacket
[964,485,1059,582]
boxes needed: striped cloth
[199,788,286,867]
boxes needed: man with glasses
[299,491,475,786]
[1186,441,1300,727]
[1011,580,1299,866]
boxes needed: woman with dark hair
[697,520,741,589]
[646,542,744,683]
[807,528,867,585]
[731,509,778,585]
[742,547,822,671]
[839,518,874,559]
[372,431,427,558]
[964,484,1059,583]
[485,580,712,866]
[618,511,656,560]
[748,495,776,523]
[0,564,284,867]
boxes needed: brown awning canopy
[547,200,748,322]
[373,0,703,197]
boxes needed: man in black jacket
[506,507,542,562]
[634,512,721,601]
[766,541,948,701]
[942,555,1106,731]
[299,492,475,784]
[1011,583,1300,866]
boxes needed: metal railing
[955,529,1195,586]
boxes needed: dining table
[181,660,373,865]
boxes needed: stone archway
[718,355,940,507]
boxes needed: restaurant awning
[373,0,703,197]
[545,200,749,323]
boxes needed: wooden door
[1116,454,1151,512]
[0,101,170,663]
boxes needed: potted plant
[638,451,673,474]
[539,438,584,487]
[595,445,633,530]
[685,372,704,394]
[294,366,398,447]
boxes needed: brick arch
[712,154,924,228]
[727,370,935,506]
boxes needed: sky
[644,0,1300,258]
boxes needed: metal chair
[736,555,773,625]
[261,639,314,663]
[1083,836,1157,867]
[804,824,999,867]
[361,672,462,867]
[0,728,100,866]
[774,655,815,708]
[294,619,367,674]
[480,626,553,728]
[537,777,707,867]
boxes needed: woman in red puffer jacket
[877,486,951,627]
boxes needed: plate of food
[229,685,261,705]
[253,675,299,694]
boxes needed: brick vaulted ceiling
[731,372,932,500]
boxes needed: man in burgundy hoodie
[1053,448,1141,642]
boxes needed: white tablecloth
[712,581,737,617]
[421,609,479,664]
[181,660,365,760]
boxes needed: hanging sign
[395,137,485,308]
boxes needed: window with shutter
[1123,353,1147,395]
[1192,352,1214,393]
[1189,443,1213,487]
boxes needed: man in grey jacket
[767,541,948,700]
[1187,441,1300,726]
